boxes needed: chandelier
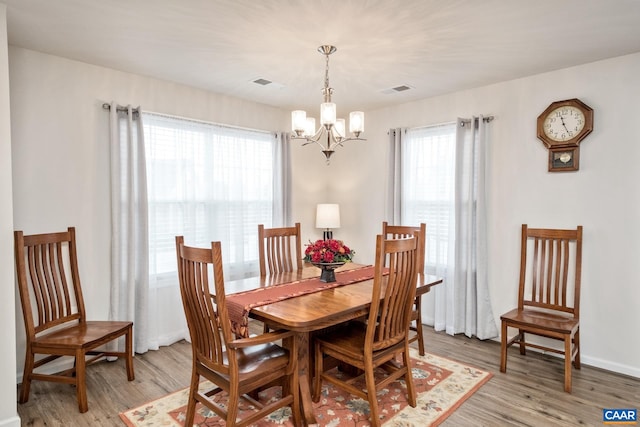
[291,45,365,163]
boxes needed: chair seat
[229,343,290,377]
[33,321,133,350]
[501,308,578,334]
[315,320,404,363]
[315,321,367,360]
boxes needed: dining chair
[175,236,301,426]
[258,222,303,276]
[312,234,419,427]
[14,227,134,413]
[500,224,583,393]
[382,221,427,355]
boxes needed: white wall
[8,44,639,402]
[302,53,640,377]
[0,6,20,427]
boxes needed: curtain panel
[109,103,150,354]
[390,118,498,340]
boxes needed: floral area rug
[120,349,491,427]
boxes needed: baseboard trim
[580,354,640,379]
[491,336,640,379]
[0,414,21,427]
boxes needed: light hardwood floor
[17,324,639,426]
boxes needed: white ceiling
[2,0,640,113]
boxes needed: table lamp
[316,204,340,240]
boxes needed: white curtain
[390,117,498,340]
[386,128,403,223]
[273,132,293,227]
[449,116,497,339]
[109,103,150,354]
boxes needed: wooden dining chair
[382,221,427,355]
[14,227,134,413]
[258,222,303,276]
[500,224,583,393]
[312,234,419,427]
[175,236,301,427]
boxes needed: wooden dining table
[225,263,443,426]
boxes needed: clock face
[542,106,586,142]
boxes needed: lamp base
[323,230,333,240]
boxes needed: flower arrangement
[304,239,354,264]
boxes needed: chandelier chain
[323,52,333,102]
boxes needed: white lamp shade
[320,102,336,126]
[316,204,340,229]
[334,119,346,138]
[292,110,307,132]
[349,111,364,133]
[304,117,316,136]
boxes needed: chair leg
[184,371,199,426]
[415,297,425,356]
[518,329,526,355]
[125,327,135,381]
[75,349,88,413]
[19,349,35,404]
[364,358,380,427]
[500,321,508,373]
[573,329,581,369]
[227,383,240,425]
[403,345,417,407]
[564,336,572,393]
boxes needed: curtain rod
[460,116,494,127]
[404,115,495,133]
[102,103,140,114]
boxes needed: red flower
[303,238,355,264]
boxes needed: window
[142,113,277,283]
[401,123,456,274]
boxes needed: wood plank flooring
[17,325,639,426]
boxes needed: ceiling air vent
[253,78,272,86]
[381,85,413,94]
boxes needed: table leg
[295,331,318,426]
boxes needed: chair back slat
[16,228,85,337]
[367,235,418,352]
[258,223,302,276]
[176,237,231,374]
[382,222,425,275]
[520,225,582,316]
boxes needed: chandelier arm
[336,137,366,147]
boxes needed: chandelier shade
[291,45,365,163]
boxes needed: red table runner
[226,265,375,337]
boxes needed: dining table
[224,263,443,427]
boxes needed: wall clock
[537,98,593,148]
